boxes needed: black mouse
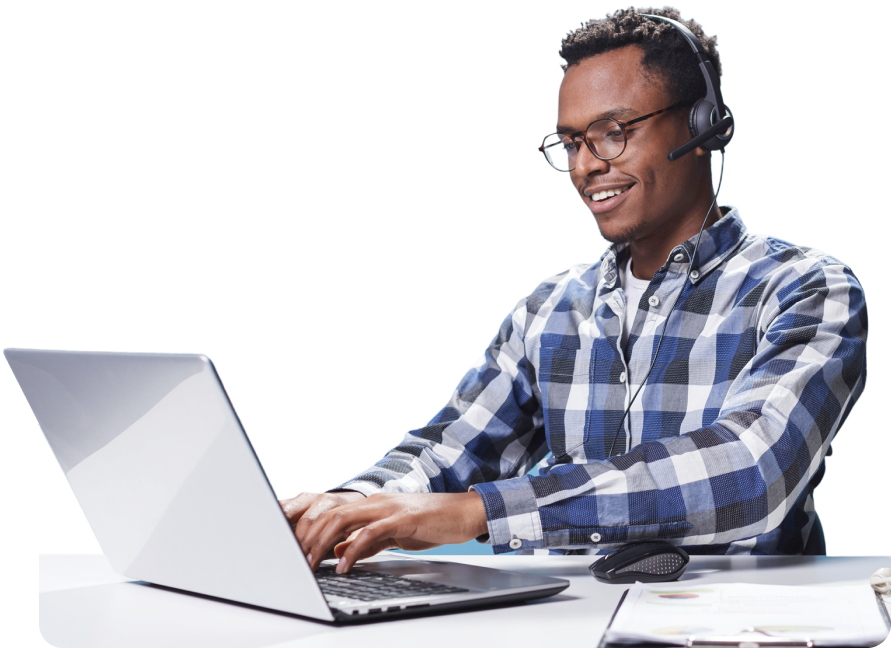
[589,541,689,584]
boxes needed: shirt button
[509,538,522,550]
[673,253,685,262]
[619,371,626,383]
[690,270,700,280]
[591,533,602,543]
[648,295,660,308]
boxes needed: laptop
[6,348,569,623]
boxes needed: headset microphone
[668,114,733,161]
[606,14,733,458]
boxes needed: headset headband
[640,13,734,160]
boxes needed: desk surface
[40,554,891,648]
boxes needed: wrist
[463,491,489,539]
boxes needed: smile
[584,183,634,214]
[591,185,631,202]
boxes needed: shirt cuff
[470,478,544,554]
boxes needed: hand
[279,491,367,561]
[295,492,488,573]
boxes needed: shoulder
[736,232,861,288]
[730,232,866,326]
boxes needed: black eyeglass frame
[539,103,683,172]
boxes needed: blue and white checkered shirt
[340,208,867,555]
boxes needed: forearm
[471,261,867,554]
[474,351,865,553]
[339,306,547,496]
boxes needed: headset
[606,14,733,457]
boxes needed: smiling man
[554,42,720,281]
[281,7,867,572]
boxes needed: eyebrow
[556,106,637,133]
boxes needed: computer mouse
[589,541,689,584]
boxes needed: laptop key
[316,566,469,602]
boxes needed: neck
[628,196,721,282]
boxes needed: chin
[596,219,643,245]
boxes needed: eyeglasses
[539,104,681,172]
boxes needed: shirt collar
[598,206,747,291]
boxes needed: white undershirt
[619,256,650,349]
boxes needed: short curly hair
[559,7,721,107]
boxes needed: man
[281,7,867,573]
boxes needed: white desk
[40,554,891,648]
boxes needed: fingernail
[336,557,346,574]
[306,553,313,566]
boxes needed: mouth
[584,183,634,214]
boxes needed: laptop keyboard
[315,566,469,602]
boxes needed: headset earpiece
[690,99,734,152]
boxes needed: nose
[573,140,611,178]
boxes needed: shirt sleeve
[471,260,867,553]
[335,298,549,498]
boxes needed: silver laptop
[6,349,568,623]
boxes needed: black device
[589,542,690,584]
[606,13,732,458]
[641,13,734,161]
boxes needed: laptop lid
[9,348,572,623]
[6,349,333,621]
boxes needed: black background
[15,11,872,553]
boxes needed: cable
[606,149,726,458]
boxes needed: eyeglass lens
[541,119,627,171]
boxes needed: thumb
[334,534,397,562]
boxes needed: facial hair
[598,219,645,246]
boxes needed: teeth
[591,187,626,202]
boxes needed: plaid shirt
[340,209,867,555]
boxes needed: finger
[304,508,372,571]
[279,494,316,526]
[302,498,390,568]
[337,520,400,573]
[333,532,396,560]
[299,494,382,550]
[294,498,351,549]
[299,495,388,567]
[334,538,396,565]
[294,508,352,571]
[295,501,341,555]
[331,529,367,559]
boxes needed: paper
[605,582,890,647]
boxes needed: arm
[285,297,549,569]
[335,301,548,497]
[472,261,867,552]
